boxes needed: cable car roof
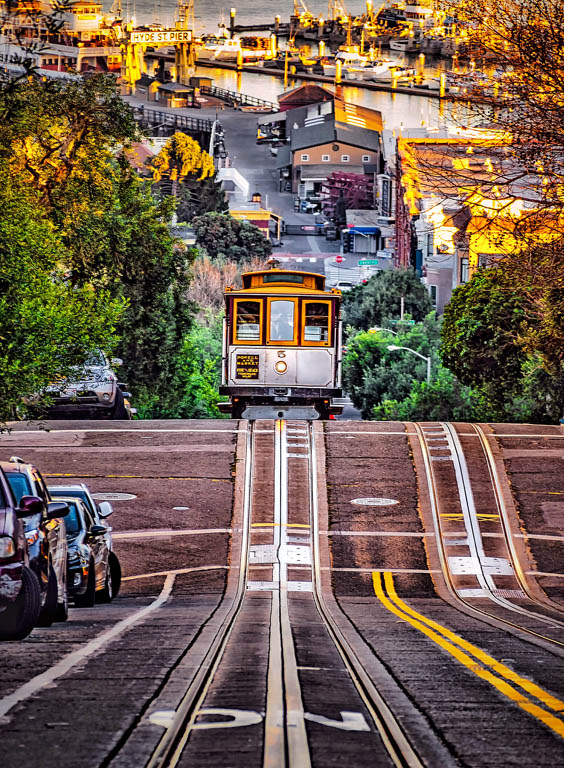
[225,269,341,295]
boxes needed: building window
[362,154,370,162]
[428,285,437,308]
[341,154,350,162]
[460,257,469,284]
[321,154,330,162]
[301,154,309,162]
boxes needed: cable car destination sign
[130,29,193,44]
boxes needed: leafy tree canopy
[343,314,442,419]
[342,268,433,334]
[192,212,272,263]
[0,170,124,421]
[151,132,215,184]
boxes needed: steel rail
[144,422,255,768]
[471,423,564,624]
[413,422,564,653]
[308,422,425,768]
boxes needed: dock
[195,59,443,100]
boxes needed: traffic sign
[335,254,343,264]
[358,259,379,265]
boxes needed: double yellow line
[373,571,564,739]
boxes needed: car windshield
[50,488,95,516]
[84,351,106,367]
[5,472,32,504]
[63,501,83,537]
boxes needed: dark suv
[2,459,70,624]
[0,466,46,640]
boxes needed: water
[115,0,369,33]
[111,0,460,130]
[194,65,448,130]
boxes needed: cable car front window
[269,300,295,342]
[304,302,329,342]
[236,300,261,341]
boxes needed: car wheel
[0,566,41,640]
[74,560,96,607]
[108,552,122,598]
[97,564,113,604]
[111,389,130,420]
[37,565,58,627]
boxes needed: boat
[389,35,422,54]
[196,32,269,62]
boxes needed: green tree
[191,212,272,263]
[440,265,564,422]
[0,172,124,421]
[440,267,527,414]
[343,315,442,418]
[374,368,478,422]
[171,311,226,419]
[342,268,433,333]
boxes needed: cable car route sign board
[236,354,260,379]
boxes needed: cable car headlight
[274,360,287,374]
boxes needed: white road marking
[324,531,432,537]
[328,567,440,574]
[122,565,228,581]
[0,575,175,720]
[304,711,371,732]
[113,528,231,540]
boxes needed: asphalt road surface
[1,418,564,767]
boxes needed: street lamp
[387,345,431,384]
[368,326,398,335]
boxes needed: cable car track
[413,421,564,655]
[142,419,427,768]
[144,422,255,768]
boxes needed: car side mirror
[46,501,69,519]
[111,358,123,367]
[97,501,113,518]
[17,495,44,518]
[88,525,107,538]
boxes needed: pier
[200,85,277,110]
[195,60,443,101]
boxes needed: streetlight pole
[387,345,432,384]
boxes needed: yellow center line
[251,523,311,529]
[372,572,564,738]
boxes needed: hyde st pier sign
[129,29,193,45]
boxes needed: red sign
[335,254,343,264]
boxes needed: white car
[42,352,132,419]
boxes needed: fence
[200,85,277,111]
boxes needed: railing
[136,108,214,133]
[200,85,277,111]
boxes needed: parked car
[57,497,115,605]
[38,351,133,420]
[1,458,70,624]
[333,281,354,291]
[48,484,121,599]
[0,467,44,640]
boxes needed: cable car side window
[303,301,331,344]
[234,299,262,344]
[268,299,296,343]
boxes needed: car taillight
[0,536,16,559]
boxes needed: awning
[257,111,287,126]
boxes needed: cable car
[218,263,344,420]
